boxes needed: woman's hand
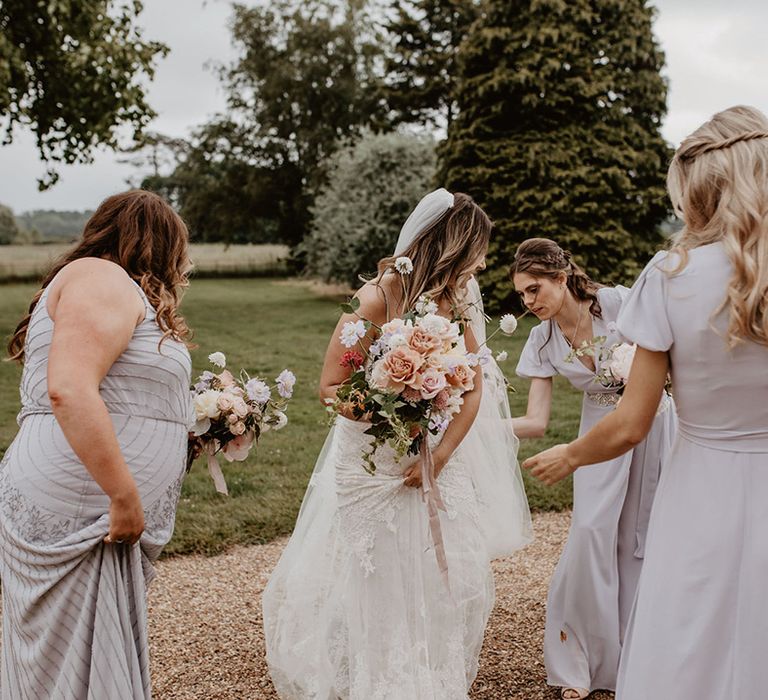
[104,489,145,545]
[403,448,448,489]
[522,444,576,485]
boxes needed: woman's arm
[403,324,483,487]
[318,279,391,415]
[46,258,147,544]
[511,377,553,438]
[523,348,669,485]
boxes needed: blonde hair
[8,190,193,362]
[375,192,492,314]
[668,105,768,347]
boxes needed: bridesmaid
[510,238,677,699]
[524,105,768,699]
[1,190,193,699]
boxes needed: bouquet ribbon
[205,444,229,496]
[420,439,450,593]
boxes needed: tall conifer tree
[440,0,672,309]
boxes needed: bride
[262,189,532,699]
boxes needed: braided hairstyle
[510,238,603,318]
[667,105,768,347]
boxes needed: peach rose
[419,368,448,400]
[217,370,236,388]
[232,397,250,418]
[408,327,443,356]
[217,394,235,412]
[230,420,246,436]
[371,346,424,392]
[447,361,475,392]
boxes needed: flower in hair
[500,314,518,335]
[394,256,414,275]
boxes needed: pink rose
[447,361,475,393]
[419,368,448,400]
[232,397,249,418]
[217,370,236,388]
[408,327,443,356]
[230,421,246,436]
[217,394,235,412]
[371,346,424,392]
[222,431,254,461]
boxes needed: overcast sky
[1,0,767,213]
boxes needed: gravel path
[149,511,615,700]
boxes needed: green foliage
[380,0,481,128]
[303,131,436,284]
[0,0,167,188]
[0,204,19,244]
[141,0,385,247]
[440,0,673,311]
[14,209,93,241]
[0,279,581,554]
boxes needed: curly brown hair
[510,237,603,317]
[8,190,193,362]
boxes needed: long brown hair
[8,190,192,362]
[375,192,492,315]
[510,237,603,317]
[667,105,768,347]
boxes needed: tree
[0,0,167,187]
[302,131,436,285]
[139,0,386,246]
[380,0,480,128]
[440,0,672,310]
[0,204,20,244]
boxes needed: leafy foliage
[14,209,93,241]
[143,0,386,246]
[0,0,167,187]
[0,204,19,244]
[380,0,481,128]
[440,0,673,310]
[302,131,436,285]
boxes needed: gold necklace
[558,300,585,350]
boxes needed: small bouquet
[189,352,296,494]
[567,337,671,408]
[566,335,634,392]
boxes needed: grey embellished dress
[516,286,678,693]
[0,278,191,699]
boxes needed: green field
[0,243,290,281]
[0,278,582,556]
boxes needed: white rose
[500,314,518,335]
[609,343,636,383]
[194,389,222,420]
[208,352,226,368]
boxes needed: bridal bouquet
[189,352,296,494]
[332,296,475,474]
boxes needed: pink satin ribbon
[206,444,229,495]
[420,439,451,593]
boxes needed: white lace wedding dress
[262,281,531,699]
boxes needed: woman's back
[19,276,192,428]
[634,243,768,451]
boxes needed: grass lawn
[0,278,583,556]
